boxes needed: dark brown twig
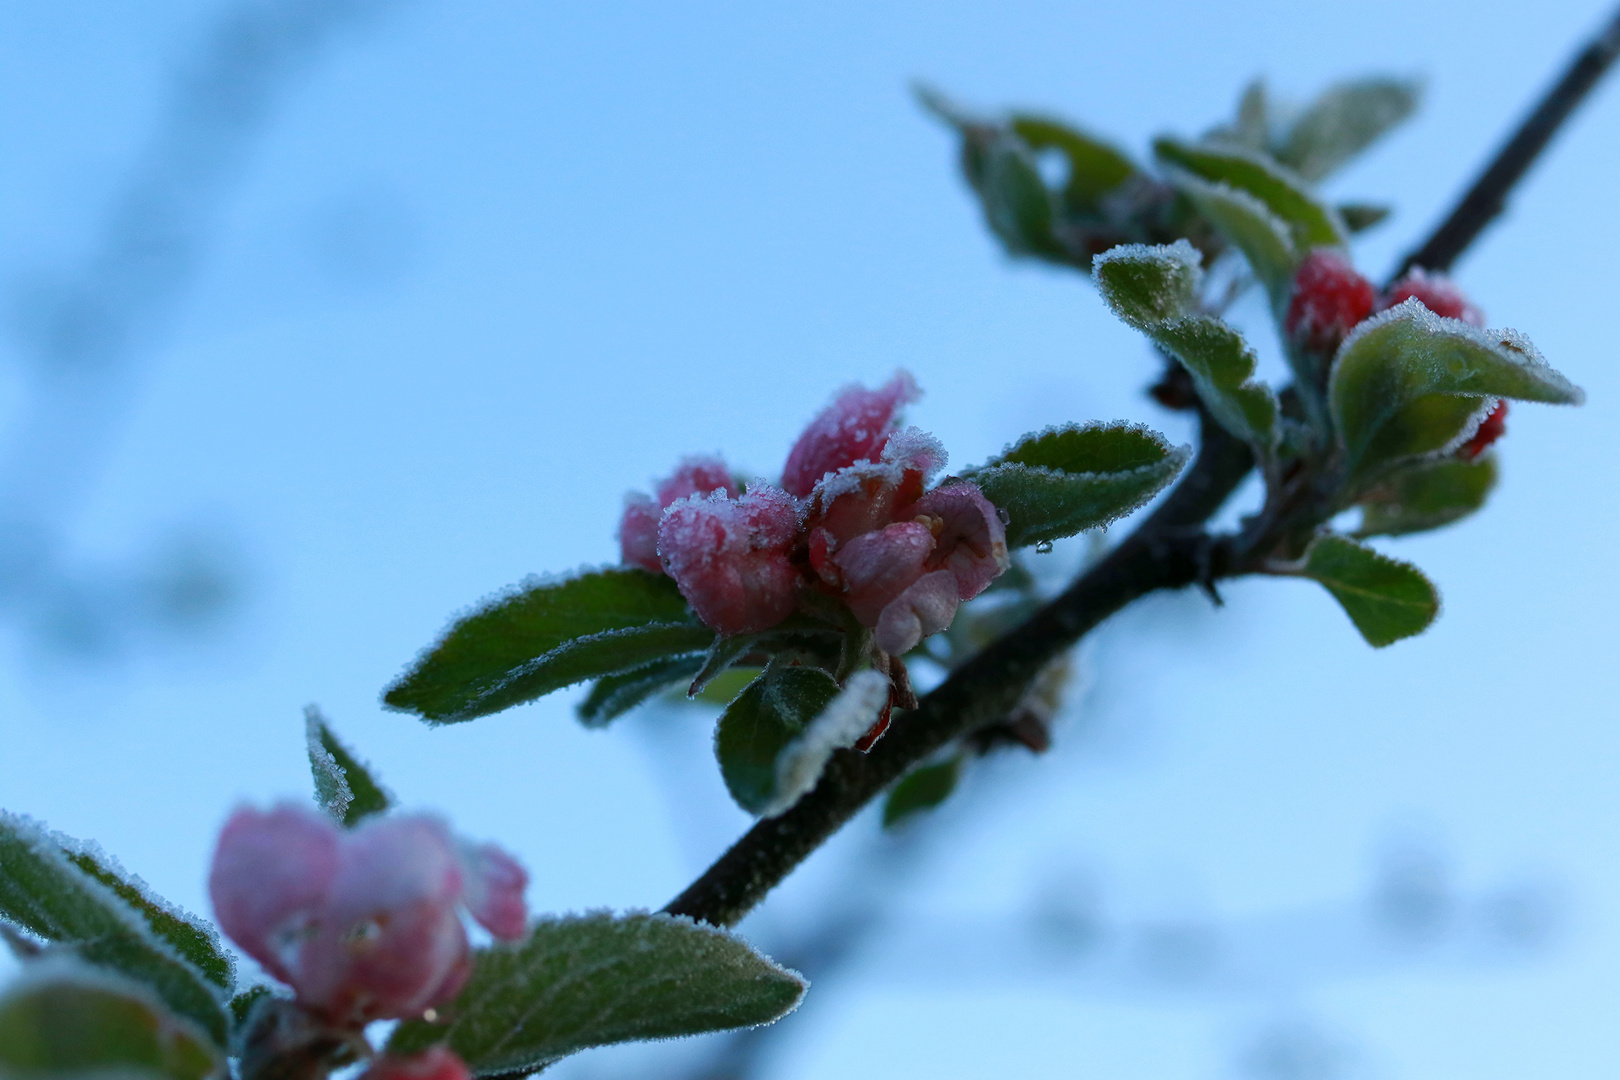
[1393,4,1620,279]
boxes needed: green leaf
[978,135,1063,258]
[883,757,963,828]
[577,655,706,727]
[714,665,842,815]
[1356,454,1498,538]
[0,814,229,1047]
[304,707,393,826]
[1094,241,1277,449]
[1299,535,1439,647]
[1008,114,1136,211]
[1329,305,1583,483]
[383,567,713,724]
[1154,136,1346,249]
[59,852,232,995]
[0,963,224,1080]
[969,422,1189,548]
[1158,171,1298,310]
[1338,202,1392,234]
[227,986,271,1030]
[388,912,805,1074]
[1275,77,1422,182]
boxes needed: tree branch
[1393,3,1620,279]
[663,416,1250,927]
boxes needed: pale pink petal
[908,481,1010,599]
[457,840,529,941]
[658,489,800,636]
[617,493,663,573]
[781,372,920,497]
[208,804,341,986]
[358,1049,471,1080]
[874,569,960,656]
[656,456,737,506]
[296,816,468,1022]
[806,462,905,545]
[832,521,934,626]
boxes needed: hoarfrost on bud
[658,487,801,636]
[208,804,529,1027]
[1285,249,1375,357]
[781,371,920,497]
[617,456,738,576]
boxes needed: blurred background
[1,1,1618,1076]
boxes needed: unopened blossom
[628,371,1008,659]
[1284,249,1375,358]
[1377,269,1485,326]
[1458,400,1508,460]
[357,1048,470,1080]
[210,804,528,1027]
[618,456,737,573]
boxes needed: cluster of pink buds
[210,804,528,1034]
[618,373,1010,659]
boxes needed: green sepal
[383,567,713,724]
[714,665,842,815]
[1153,136,1346,249]
[968,422,1188,548]
[1299,535,1439,647]
[0,814,230,1047]
[1356,454,1498,538]
[882,757,964,828]
[304,708,393,826]
[0,962,224,1080]
[1007,113,1136,212]
[388,912,805,1075]
[577,655,706,727]
[227,986,272,1030]
[1094,241,1277,450]
[1275,77,1422,182]
[1329,304,1583,485]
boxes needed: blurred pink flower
[618,456,738,572]
[357,1048,470,1080]
[210,804,528,1026]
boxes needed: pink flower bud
[358,1048,471,1080]
[209,805,529,1026]
[1377,269,1485,326]
[832,521,936,625]
[781,372,920,497]
[618,457,738,575]
[873,569,960,656]
[657,486,801,636]
[1457,399,1508,460]
[906,481,1009,600]
[1284,250,1375,357]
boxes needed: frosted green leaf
[883,756,963,828]
[1094,242,1277,450]
[0,814,230,1047]
[0,961,224,1080]
[1356,454,1498,538]
[1329,303,1583,483]
[1008,113,1136,211]
[979,135,1062,257]
[1300,535,1439,647]
[577,655,706,727]
[714,665,843,816]
[388,912,805,1074]
[383,567,713,724]
[304,707,393,826]
[1153,137,1346,249]
[1276,77,1422,181]
[1164,170,1297,309]
[968,422,1188,548]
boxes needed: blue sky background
[2,2,1619,1077]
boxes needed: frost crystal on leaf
[762,671,891,817]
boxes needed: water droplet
[996,506,1011,526]
[1035,540,1054,554]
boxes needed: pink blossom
[210,804,528,1026]
[618,456,738,573]
[874,569,961,656]
[907,481,1009,599]
[357,1048,470,1080]
[657,486,801,635]
[781,372,920,497]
